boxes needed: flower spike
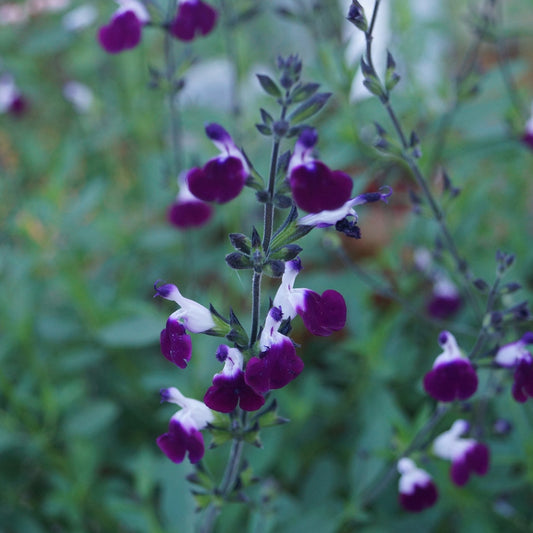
[423,331,478,402]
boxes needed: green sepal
[186,462,215,490]
[225,251,253,270]
[269,243,302,262]
[251,398,290,428]
[243,422,262,447]
[207,411,233,448]
[242,149,265,190]
[257,74,282,98]
[263,259,285,278]
[255,123,272,136]
[260,108,274,125]
[290,82,320,103]
[385,51,400,92]
[206,304,231,337]
[269,220,313,252]
[227,309,249,346]
[288,92,331,124]
[239,461,256,488]
[229,233,251,254]
[192,490,216,511]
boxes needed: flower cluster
[155,257,347,464]
[98,0,217,54]
[398,419,490,512]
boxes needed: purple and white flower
[167,173,212,229]
[495,332,533,403]
[186,123,248,204]
[432,419,490,486]
[272,258,346,336]
[156,387,213,464]
[97,0,149,54]
[244,307,304,394]
[397,458,438,512]
[289,128,353,213]
[0,74,27,116]
[170,0,218,42]
[297,187,392,238]
[423,331,478,402]
[204,345,265,413]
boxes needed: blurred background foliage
[1,0,533,531]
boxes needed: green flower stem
[199,434,246,533]
[250,271,262,346]
[364,0,482,318]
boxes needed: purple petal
[427,294,462,319]
[204,371,264,413]
[187,157,246,204]
[512,358,533,403]
[297,128,318,149]
[522,130,533,150]
[298,289,347,336]
[466,443,490,476]
[399,480,438,512]
[157,418,206,464]
[98,11,142,54]
[205,123,231,143]
[167,199,212,229]
[245,338,304,394]
[423,359,478,402]
[160,318,192,368]
[170,0,218,42]
[290,161,352,213]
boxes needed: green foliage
[2,0,533,532]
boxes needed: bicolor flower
[272,258,346,336]
[289,128,353,213]
[245,307,304,394]
[170,0,218,42]
[156,387,213,464]
[423,331,478,402]
[298,187,392,238]
[397,458,438,512]
[204,345,265,413]
[168,173,212,229]
[186,123,248,204]
[0,74,27,116]
[154,282,215,334]
[432,419,490,486]
[97,0,149,54]
[494,332,533,403]
[159,317,192,369]
[522,102,533,150]
[426,276,462,319]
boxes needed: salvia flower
[168,173,212,229]
[154,282,215,333]
[426,276,462,319]
[159,317,192,369]
[245,307,304,394]
[272,258,346,336]
[423,331,478,402]
[522,102,533,150]
[204,345,265,413]
[494,332,533,403]
[0,74,27,116]
[298,187,392,236]
[397,458,438,512]
[289,128,353,213]
[157,387,213,464]
[170,0,217,42]
[98,0,149,54]
[433,419,490,486]
[186,123,248,204]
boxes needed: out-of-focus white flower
[63,81,94,113]
[62,4,98,31]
